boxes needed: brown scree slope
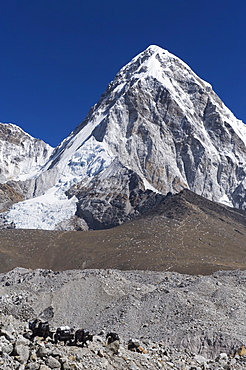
[1,189,246,275]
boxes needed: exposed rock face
[0,182,24,213]
[87,45,246,207]
[66,160,165,229]
[0,123,53,183]
[1,45,246,229]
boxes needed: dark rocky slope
[0,189,246,274]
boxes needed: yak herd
[27,319,120,348]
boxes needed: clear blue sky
[0,0,245,147]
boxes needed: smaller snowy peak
[0,122,54,183]
[0,122,33,138]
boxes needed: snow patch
[142,177,160,193]
[219,194,233,208]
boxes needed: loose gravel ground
[0,268,246,368]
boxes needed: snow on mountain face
[1,45,246,230]
[0,123,53,182]
[0,137,113,230]
[93,45,246,205]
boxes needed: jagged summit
[1,46,246,230]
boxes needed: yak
[74,329,93,347]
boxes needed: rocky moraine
[0,267,246,369]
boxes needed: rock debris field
[1,267,246,369]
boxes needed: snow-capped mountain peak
[1,45,246,230]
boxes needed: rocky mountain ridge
[0,123,53,184]
[1,45,246,230]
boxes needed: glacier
[0,136,114,230]
[4,187,78,230]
